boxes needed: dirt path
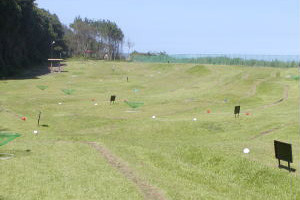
[247,85,291,139]
[261,85,289,109]
[85,142,167,200]
[242,73,249,80]
[238,77,269,103]
[247,79,265,97]
[251,125,283,139]
[243,84,289,114]
[243,71,277,99]
[251,122,294,139]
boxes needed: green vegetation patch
[0,133,21,146]
[124,101,144,109]
[36,85,48,90]
[61,89,75,95]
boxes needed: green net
[131,54,299,68]
[124,101,144,109]
[0,133,21,146]
[36,85,48,90]
[62,89,75,95]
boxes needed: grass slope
[0,60,299,199]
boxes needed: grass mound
[186,65,210,75]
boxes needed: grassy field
[0,60,299,200]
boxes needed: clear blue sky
[36,0,299,55]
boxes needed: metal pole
[50,41,55,58]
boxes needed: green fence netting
[131,54,299,68]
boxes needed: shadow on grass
[41,124,49,127]
[0,149,32,158]
[278,164,296,173]
[0,128,10,132]
[0,62,68,80]
[1,65,50,80]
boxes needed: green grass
[0,60,299,199]
[186,64,210,75]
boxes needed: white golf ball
[94,103,98,106]
[58,102,62,105]
[193,118,197,121]
[152,116,156,119]
[243,148,250,154]
[33,130,38,134]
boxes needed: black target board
[274,140,293,171]
[110,95,116,104]
[37,111,42,126]
[234,106,240,117]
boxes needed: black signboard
[234,106,240,118]
[274,140,293,171]
[37,111,42,126]
[110,95,116,104]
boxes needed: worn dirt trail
[261,85,289,109]
[85,142,167,200]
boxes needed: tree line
[0,0,125,77]
[64,17,124,60]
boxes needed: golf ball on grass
[94,103,98,106]
[152,116,156,119]
[58,102,62,105]
[33,130,38,134]
[193,118,197,121]
[243,148,250,154]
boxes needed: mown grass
[0,60,299,199]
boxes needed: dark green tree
[0,0,67,76]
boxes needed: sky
[36,0,299,55]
